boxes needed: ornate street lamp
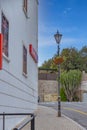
[54,30,62,117]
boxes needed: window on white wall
[23,45,27,75]
[1,13,9,57]
[23,0,28,16]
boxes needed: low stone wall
[44,93,58,102]
[38,80,58,102]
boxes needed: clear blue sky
[38,0,87,66]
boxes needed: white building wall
[81,81,87,102]
[81,81,87,91]
[0,0,38,129]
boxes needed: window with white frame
[1,12,9,57]
[23,45,27,75]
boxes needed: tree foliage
[60,70,82,101]
[60,87,67,101]
[39,59,53,69]
[61,47,80,71]
[39,46,87,102]
[39,46,87,72]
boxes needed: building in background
[0,0,38,129]
[81,71,87,102]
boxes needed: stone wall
[38,80,58,102]
[38,70,87,102]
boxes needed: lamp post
[54,30,62,117]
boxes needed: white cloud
[67,8,72,11]
[38,23,87,48]
[38,36,87,66]
[62,37,79,44]
[63,7,72,15]
[38,34,87,48]
[38,36,54,47]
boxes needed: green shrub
[60,87,67,101]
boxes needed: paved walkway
[35,106,86,130]
[22,106,86,130]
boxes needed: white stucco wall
[81,81,87,102]
[0,0,38,129]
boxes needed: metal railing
[0,112,35,130]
